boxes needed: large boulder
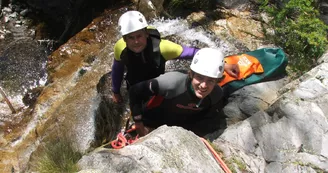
[78,126,225,173]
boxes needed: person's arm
[178,46,199,60]
[111,59,124,94]
[129,79,160,136]
[224,63,239,78]
[159,40,199,60]
[111,38,126,95]
[159,39,239,77]
[129,79,160,120]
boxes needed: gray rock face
[211,58,328,172]
[78,126,225,173]
[216,0,252,10]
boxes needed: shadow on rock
[93,72,127,147]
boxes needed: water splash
[150,17,234,54]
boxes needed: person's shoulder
[114,38,126,50]
[156,72,187,95]
[157,71,187,86]
[156,71,186,82]
[146,26,157,30]
[114,38,126,60]
[162,71,187,78]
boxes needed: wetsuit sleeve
[114,38,126,61]
[129,79,159,118]
[160,39,199,60]
[111,39,126,94]
[111,59,124,94]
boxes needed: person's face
[124,29,148,53]
[190,72,218,99]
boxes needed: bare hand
[224,63,240,78]
[135,122,153,137]
[112,93,123,103]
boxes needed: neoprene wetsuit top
[129,71,223,128]
[111,28,199,94]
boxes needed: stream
[0,5,264,172]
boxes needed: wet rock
[216,0,252,10]
[94,72,128,146]
[319,1,328,25]
[21,0,123,46]
[22,86,43,106]
[0,38,47,95]
[134,0,164,19]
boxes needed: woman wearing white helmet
[129,48,227,137]
[111,11,239,103]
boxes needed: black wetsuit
[129,71,226,136]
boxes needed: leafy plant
[260,0,328,77]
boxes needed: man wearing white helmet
[129,48,227,137]
[112,10,239,103]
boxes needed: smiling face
[190,72,218,99]
[123,29,148,53]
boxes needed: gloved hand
[112,93,123,103]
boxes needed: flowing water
[0,8,256,172]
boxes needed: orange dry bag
[219,54,264,86]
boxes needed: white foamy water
[0,68,47,124]
[0,94,26,123]
[150,17,234,54]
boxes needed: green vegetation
[165,0,213,13]
[205,140,248,172]
[206,139,223,155]
[293,161,324,173]
[260,0,328,77]
[32,138,82,173]
[221,156,248,173]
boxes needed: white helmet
[118,11,148,36]
[190,48,225,78]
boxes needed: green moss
[225,157,247,173]
[166,0,213,13]
[32,138,82,173]
[206,139,223,155]
[293,161,325,173]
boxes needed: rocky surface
[78,126,226,173]
[1,0,328,172]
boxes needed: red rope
[110,125,139,149]
[201,138,232,173]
